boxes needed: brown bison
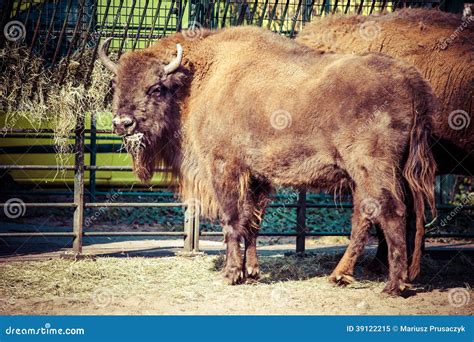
[296,8,473,273]
[99,26,436,295]
[296,8,474,175]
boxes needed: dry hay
[0,43,115,168]
[122,132,145,163]
[0,251,472,315]
[296,8,474,151]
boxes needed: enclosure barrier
[0,127,474,253]
[0,0,470,255]
[0,125,201,253]
[1,122,472,255]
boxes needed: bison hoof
[223,266,245,285]
[329,273,355,286]
[382,284,402,296]
[382,281,413,297]
[246,265,260,280]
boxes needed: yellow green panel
[0,112,171,186]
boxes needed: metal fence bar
[83,231,186,236]
[75,0,99,74]
[117,0,138,56]
[51,0,74,68]
[289,0,303,38]
[1,199,470,211]
[1,128,114,134]
[132,0,151,50]
[146,0,163,47]
[1,134,121,140]
[0,231,187,237]
[84,203,185,207]
[0,232,77,237]
[296,189,306,253]
[0,165,172,172]
[0,203,77,207]
[84,166,170,171]
[159,0,176,38]
[199,232,474,238]
[90,113,98,202]
[266,0,279,29]
[0,165,75,170]
[28,0,47,57]
[86,0,115,82]
[199,232,352,237]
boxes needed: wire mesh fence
[1,0,442,75]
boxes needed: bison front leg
[211,163,247,285]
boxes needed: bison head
[99,38,186,182]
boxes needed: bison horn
[163,44,183,75]
[98,37,118,75]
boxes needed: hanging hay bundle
[0,42,116,166]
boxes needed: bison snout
[112,116,136,136]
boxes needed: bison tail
[403,98,437,281]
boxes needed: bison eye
[146,83,165,97]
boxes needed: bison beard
[124,133,158,183]
[100,26,437,296]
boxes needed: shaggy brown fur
[296,8,474,175]
[102,26,437,295]
[296,8,473,276]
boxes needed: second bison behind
[100,26,436,295]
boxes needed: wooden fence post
[296,189,306,254]
[193,204,200,252]
[73,115,85,253]
[184,204,193,252]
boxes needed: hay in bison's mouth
[122,132,145,157]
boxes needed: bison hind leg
[244,233,260,280]
[370,192,410,296]
[379,211,410,296]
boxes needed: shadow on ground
[210,250,474,291]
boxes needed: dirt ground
[0,238,472,315]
